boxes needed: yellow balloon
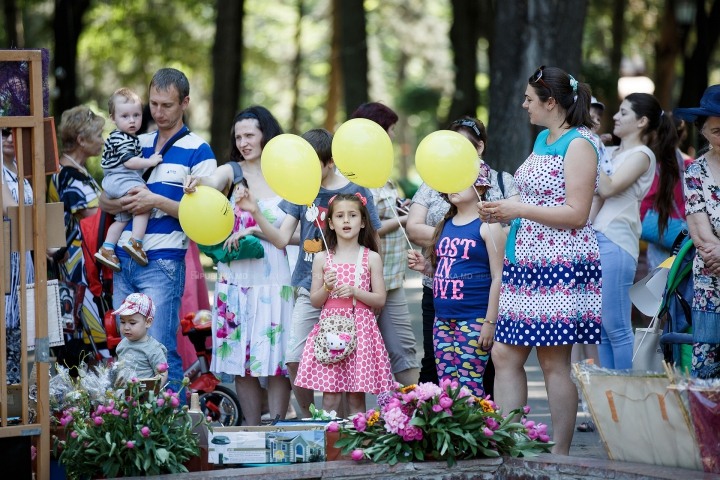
[415,130,480,193]
[179,186,235,246]
[261,134,321,205]
[332,118,393,188]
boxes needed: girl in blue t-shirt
[408,162,505,396]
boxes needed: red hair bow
[355,192,367,206]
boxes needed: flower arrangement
[330,380,553,466]
[52,363,206,479]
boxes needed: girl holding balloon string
[293,192,393,415]
[407,162,506,397]
[183,106,294,426]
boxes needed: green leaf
[410,416,426,427]
[156,448,170,464]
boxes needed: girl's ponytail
[651,113,680,234]
[565,82,594,129]
[624,93,679,235]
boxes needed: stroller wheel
[199,385,242,427]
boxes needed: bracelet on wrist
[484,319,498,325]
[323,282,334,292]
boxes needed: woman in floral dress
[674,85,720,376]
[184,106,293,425]
[481,67,601,455]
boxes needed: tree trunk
[486,0,588,173]
[678,0,720,109]
[210,0,244,164]
[3,0,20,48]
[654,0,687,110]
[324,0,342,131]
[290,0,303,134]
[600,0,625,132]
[53,0,91,118]
[446,0,482,124]
[338,0,368,118]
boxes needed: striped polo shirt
[116,126,217,261]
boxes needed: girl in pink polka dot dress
[295,193,394,416]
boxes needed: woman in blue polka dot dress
[481,66,601,455]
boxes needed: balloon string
[473,186,498,252]
[384,182,413,251]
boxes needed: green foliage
[54,377,204,479]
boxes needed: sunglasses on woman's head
[529,65,553,97]
[450,119,481,138]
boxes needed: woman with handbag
[480,66,601,455]
[294,193,393,415]
[593,93,678,370]
[183,106,294,425]
[674,85,720,377]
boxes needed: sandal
[576,421,596,433]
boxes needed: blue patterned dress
[494,127,602,346]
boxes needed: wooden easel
[0,49,50,480]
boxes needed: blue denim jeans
[596,232,636,369]
[113,257,186,388]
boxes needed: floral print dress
[683,157,720,374]
[210,193,294,377]
[494,127,603,347]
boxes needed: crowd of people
[3,63,720,456]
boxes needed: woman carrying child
[294,193,393,415]
[407,162,506,397]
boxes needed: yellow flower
[480,399,494,413]
[366,410,380,426]
[400,384,417,394]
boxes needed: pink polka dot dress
[294,248,394,393]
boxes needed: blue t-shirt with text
[433,218,491,320]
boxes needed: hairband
[568,75,578,93]
[240,112,258,119]
[327,193,367,206]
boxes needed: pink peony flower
[70,431,78,438]
[536,423,548,435]
[121,413,128,419]
[327,422,339,433]
[157,362,169,373]
[401,425,423,441]
[83,442,89,448]
[94,417,103,426]
[527,429,539,441]
[141,426,150,437]
[401,391,417,403]
[383,407,409,434]
[438,394,453,409]
[414,382,441,402]
[111,409,120,416]
[351,449,364,461]
[156,398,165,407]
[353,414,367,432]
[130,377,138,383]
[483,427,494,437]
[171,397,180,407]
[166,389,174,395]
[486,418,499,430]
[432,404,443,413]
[107,400,115,409]
[126,441,135,449]
[457,386,471,398]
[523,406,531,414]
[524,420,535,429]
[538,434,550,443]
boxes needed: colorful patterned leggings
[433,317,489,397]
[692,342,720,376]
